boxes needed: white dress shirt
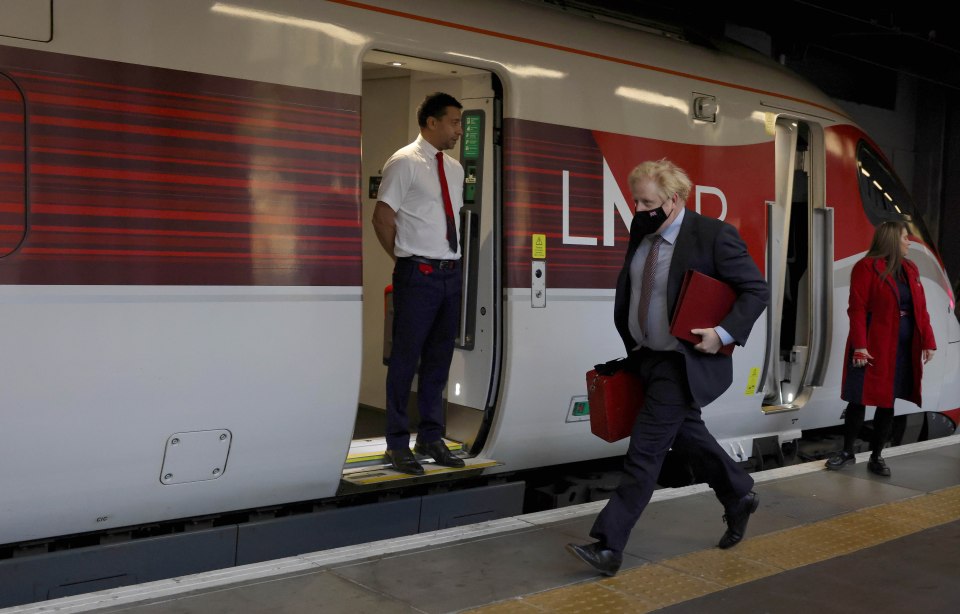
[377,134,463,260]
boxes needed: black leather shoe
[718,491,759,549]
[825,450,856,470]
[867,456,891,476]
[565,542,622,576]
[385,447,424,475]
[414,440,465,468]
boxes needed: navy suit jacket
[614,209,769,407]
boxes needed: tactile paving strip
[462,598,545,613]
[468,485,960,613]
[737,524,853,569]
[658,547,781,587]
[523,581,654,613]
[600,562,720,607]
[825,507,929,542]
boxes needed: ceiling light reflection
[615,86,687,113]
[211,3,369,46]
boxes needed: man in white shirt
[372,92,467,475]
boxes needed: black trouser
[589,349,754,553]
[385,258,462,450]
[843,403,894,457]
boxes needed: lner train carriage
[1,0,958,549]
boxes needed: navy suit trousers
[590,349,754,553]
[385,258,462,450]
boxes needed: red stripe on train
[29,116,359,154]
[9,70,358,120]
[20,246,361,260]
[28,92,360,138]
[30,203,359,228]
[24,164,359,195]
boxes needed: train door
[763,117,833,412]
[347,51,500,483]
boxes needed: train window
[0,72,26,257]
[856,141,936,247]
[855,142,915,224]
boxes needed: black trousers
[842,403,894,456]
[385,258,462,450]
[590,349,754,553]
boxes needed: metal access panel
[160,429,232,484]
[235,498,420,565]
[419,481,524,531]
[0,527,236,608]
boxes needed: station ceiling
[538,1,959,104]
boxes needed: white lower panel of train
[0,285,361,545]
[481,291,798,474]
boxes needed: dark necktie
[435,151,458,253]
[637,234,664,338]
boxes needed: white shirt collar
[660,207,685,244]
[416,134,440,158]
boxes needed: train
[2,0,958,555]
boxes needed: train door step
[341,436,498,487]
[341,457,499,487]
[762,403,801,414]
[344,437,465,466]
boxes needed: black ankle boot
[825,450,856,470]
[867,456,891,476]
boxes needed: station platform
[5,436,959,614]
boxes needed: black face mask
[630,205,668,243]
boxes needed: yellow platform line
[466,485,960,613]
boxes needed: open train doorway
[344,51,501,486]
[763,117,833,413]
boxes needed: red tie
[435,152,459,253]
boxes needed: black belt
[403,256,459,270]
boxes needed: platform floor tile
[524,581,655,614]
[656,520,960,614]
[470,484,960,614]
[598,563,721,609]
[98,569,419,614]
[330,527,645,614]
[862,450,960,492]
[761,470,923,512]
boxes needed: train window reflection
[856,141,936,248]
[855,142,914,224]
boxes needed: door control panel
[531,261,546,308]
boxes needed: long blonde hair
[866,221,908,279]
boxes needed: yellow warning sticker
[532,234,546,259]
[744,367,761,395]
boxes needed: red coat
[842,257,936,407]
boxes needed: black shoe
[385,447,424,475]
[414,440,465,468]
[718,491,759,549]
[867,456,891,476]
[825,450,856,470]
[565,542,622,576]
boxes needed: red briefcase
[586,362,644,443]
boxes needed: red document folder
[669,270,737,356]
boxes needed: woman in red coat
[826,221,936,476]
